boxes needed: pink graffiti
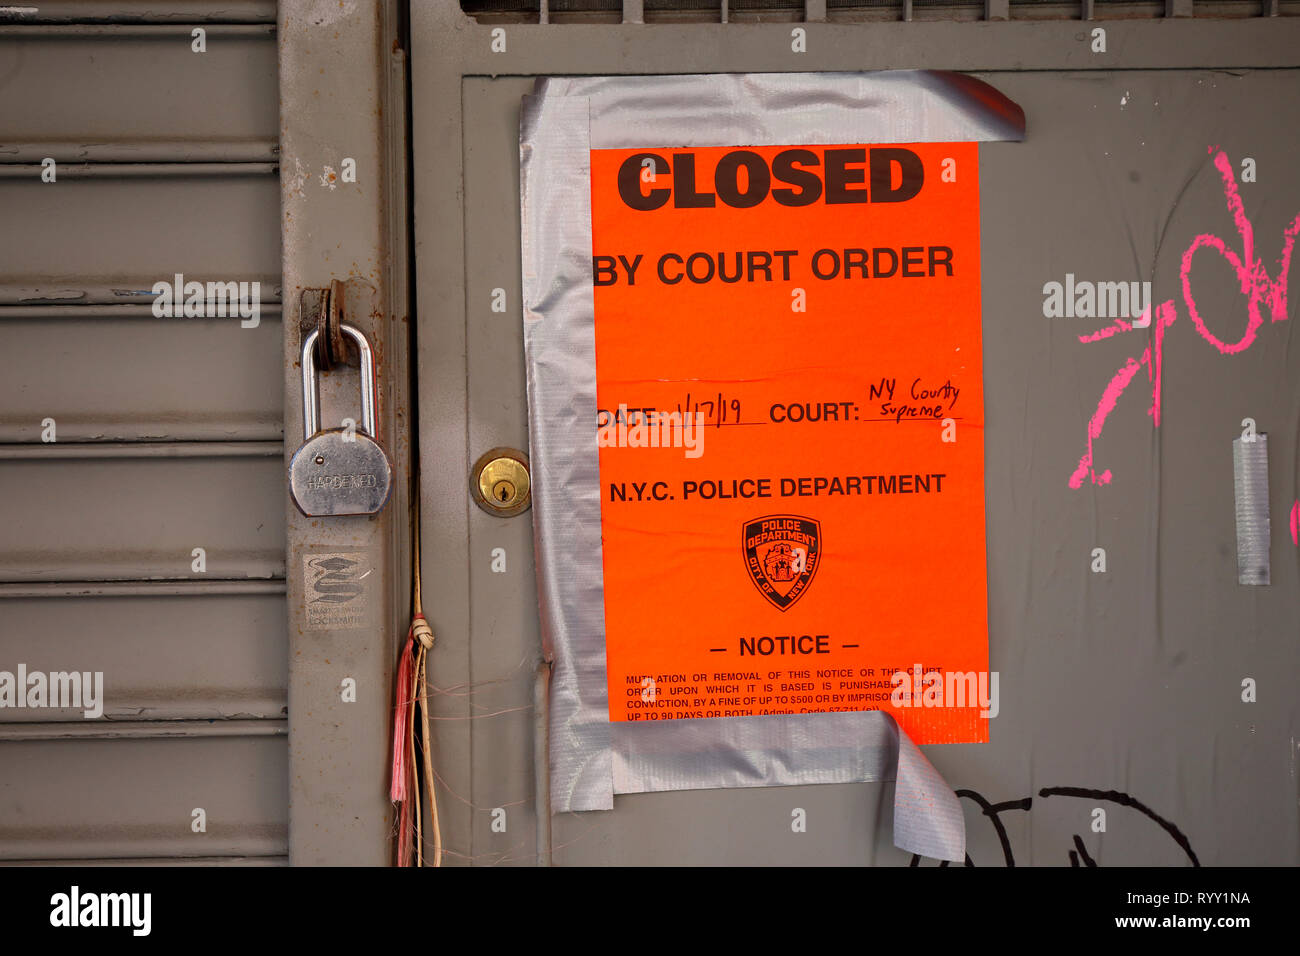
[1290,500,1299,546]
[1070,149,1300,489]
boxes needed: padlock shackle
[301,324,378,440]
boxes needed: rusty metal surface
[278,0,412,865]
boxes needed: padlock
[288,324,393,517]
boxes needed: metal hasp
[288,324,393,517]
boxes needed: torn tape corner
[891,716,967,863]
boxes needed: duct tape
[1233,435,1270,586]
[521,72,1023,862]
[612,710,965,862]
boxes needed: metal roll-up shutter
[0,3,287,865]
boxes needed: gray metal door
[411,2,1300,865]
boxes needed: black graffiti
[908,786,1198,867]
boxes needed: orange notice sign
[591,143,989,744]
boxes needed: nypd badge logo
[742,514,821,611]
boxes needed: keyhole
[472,450,530,517]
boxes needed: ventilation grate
[461,0,1296,18]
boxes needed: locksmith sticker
[304,552,370,630]
[591,142,990,743]
[743,515,821,611]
